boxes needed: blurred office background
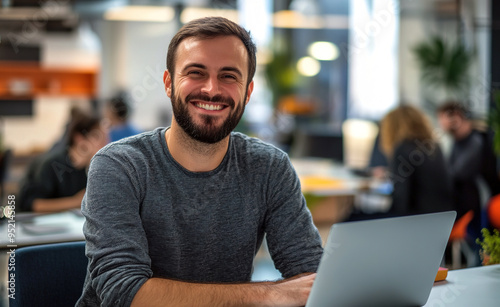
[1,2,500,305]
[0,0,498,209]
[1,0,500,291]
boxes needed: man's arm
[32,189,85,213]
[131,273,316,307]
[263,155,323,279]
[82,146,320,306]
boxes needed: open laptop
[306,211,456,307]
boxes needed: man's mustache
[185,92,235,108]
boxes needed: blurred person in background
[437,102,500,238]
[380,105,453,216]
[18,111,109,213]
[50,105,88,152]
[103,92,142,142]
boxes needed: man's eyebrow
[221,66,243,78]
[182,63,206,71]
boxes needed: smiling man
[77,17,323,307]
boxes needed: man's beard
[171,84,246,144]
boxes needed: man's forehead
[176,36,248,67]
[176,35,248,73]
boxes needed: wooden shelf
[0,61,98,98]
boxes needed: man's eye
[222,74,237,80]
[188,71,202,76]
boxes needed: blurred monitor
[0,44,40,62]
[291,128,343,163]
[369,133,388,168]
[0,99,33,116]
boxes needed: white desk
[0,210,85,249]
[424,264,500,306]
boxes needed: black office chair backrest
[9,241,88,307]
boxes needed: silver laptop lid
[306,211,456,307]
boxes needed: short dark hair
[437,101,471,119]
[67,112,102,147]
[166,16,257,86]
[107,96,130,121]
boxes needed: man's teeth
[196,103,223,111]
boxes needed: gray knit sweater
[77,128,323,306]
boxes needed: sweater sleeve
[263,155,323,278]
[82,153,151,307]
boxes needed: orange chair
[448,210,475,269]
[488,194,500,230]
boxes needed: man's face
[437,112,461,135]
[164,35,254,144]
[72,124,110,167]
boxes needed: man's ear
[245,80,254,105]
[164,70,172,98]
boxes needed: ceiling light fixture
[104,5,175,22]
[308,41,339,61]
[297,56,320,77]
[180,8,238,24]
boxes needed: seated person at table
[77,17,323,307]
[18,112,109,213]
[50,105,89,152]
[379,105,453,216]
[103,93,141,142]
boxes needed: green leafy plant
[476,228,500,265]
[263,34,303,109]
[413,36,473,105]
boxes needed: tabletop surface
[424,264,500,307]
[291,158,387,196]
[0,210,85,249]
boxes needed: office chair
[9,241,88,307]
[488,194,500,230]
[448,211,476,269]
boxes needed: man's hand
[73,188,86,203]
[268,273,316,307]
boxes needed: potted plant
[476,228,500,265]
[412,36,473,109]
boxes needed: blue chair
[9,241,88,307]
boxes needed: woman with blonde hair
[379,105,453,216]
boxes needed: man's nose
[201,75,220,97]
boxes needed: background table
[291,158,392,225]
[424,264,500,306]
[0,210,85,249]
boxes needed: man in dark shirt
[437,102,500,238]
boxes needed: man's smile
[192,102,228,111]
